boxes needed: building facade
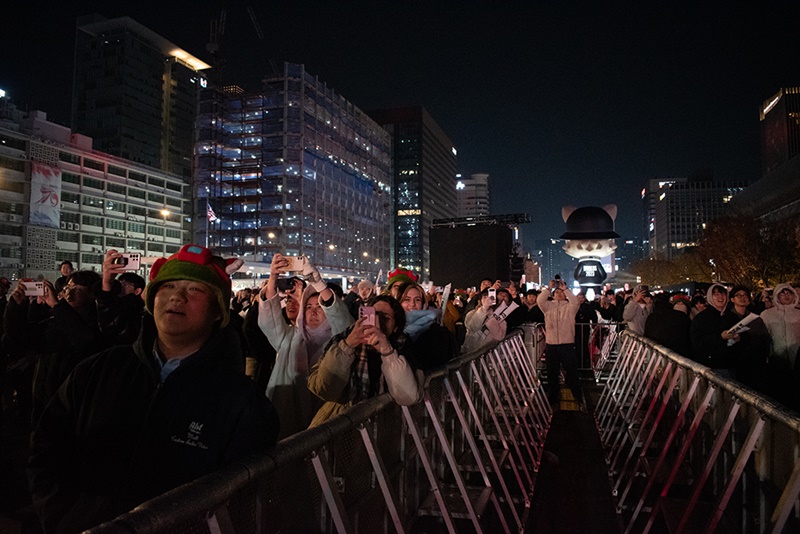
[651,175,748,260]
[0,101,190,282]
[368,107,458,280]
[642,177,687,257]
[195,63,392,280]
[760,87,800,178]
[72,15,210,179]
[456,173,490,218]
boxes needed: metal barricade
[519,321,622,384]
[88,332,550,534]
[598,331,800,534]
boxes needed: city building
[195,63,392,281]
[531,239,576,285]
[642,176,688,257]
[0,95,190,281]
[368,107,458,280]
[650,173,748,260]
[456,173,490,218]
[614,238,646,274]
[72,15,210,179]
[729,87,800,223]
[760,87,800,178]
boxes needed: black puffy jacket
[28,316,279,533]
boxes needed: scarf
[404,309,438,341]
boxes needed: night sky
[3,1,800,246]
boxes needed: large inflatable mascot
[560,205,619,293]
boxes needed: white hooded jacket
[760,283,800,368]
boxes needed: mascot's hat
[560,205,620,239]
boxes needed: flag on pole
[207,202,218,222]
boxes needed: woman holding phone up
[307,295,423,427]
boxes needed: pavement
[527,386,622,533]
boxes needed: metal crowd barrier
[88,332,550,534]
[598,331,800,533]
[519,321,622,382]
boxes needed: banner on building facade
[29,162,62,229]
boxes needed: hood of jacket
[705,283,729,313]
[772,283,799,311]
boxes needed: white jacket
[537,289,580,345]
[761,283,800,368]
[258,288,353,438]
[461,306,506,353]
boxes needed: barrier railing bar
[443,376,511,534]
[596,334,633,418]
[625,373,701,533]
[311,448,354,534]
[618,365,683,509]
[423,391,484,532]
[675,399,742,534]
[611,359,674,488]
[475,358,536,492]
[606,348,660,462]
[500,343,547,444]
[770,459,800,534]
[599,339,642,437]
[705,416,766,533]
[602,344,649,446]
[401,405,457,533]
[454,370,522,530]
[206,505,235,534]
[641,383,717,534]
[489,350,542,465]
[358,423,406,534]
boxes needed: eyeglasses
[733,293,750,299]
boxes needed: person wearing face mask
[395,282,457,371]
[307,295,422,427]
[258,254,353,439]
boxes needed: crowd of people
[640,282,800,409]
[1,244,800,532]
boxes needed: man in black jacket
[28,244,279,533]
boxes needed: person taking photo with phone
[258,253,353,439]
[307,294,422,427]
[538,278,585,410]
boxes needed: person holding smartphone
[307,295,422,427]
[462,287,507,353]
[537,278,584,410]
[623,284,653,335]
[258,253,353,439]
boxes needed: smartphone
[283,256,303,272]
[22,279,45,297]
[488,288,497,305]
[112,253,141,271]
[276,277,297,292]
[359,306,376,327]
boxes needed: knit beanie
[387,267,418,290]
[145,244,238,327]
